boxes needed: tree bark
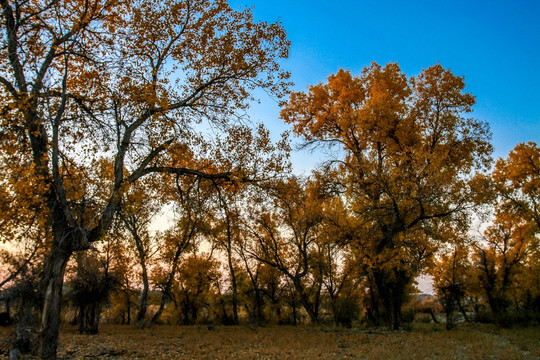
[126,292,131,325]
[457,298,470,322]
[38,247,70,359]
[123,215,150,324]
[291,299,297,326]
[429,309,440,324]
[227,245,239,325]
[292,278,319,324]
[151,244,184,325]
[79,302,100,334]
[136,266,149,324]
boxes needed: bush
[332,298,360,328]
[401,309,416,330]
[475,311,540,328]
[414,313,433,324]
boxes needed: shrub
[475,311,540,328]
[332,298,360,328]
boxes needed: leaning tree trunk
[150,297,166,325]
[457,298,470,322]
[151,243,184,325]
[38,246,71,359]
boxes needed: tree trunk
[134,232,149,324]
[11,284,36,359]
[292,279,318,324]
[254,288,264,324]
[366,286,381,326]
[126,291,131,325]
[445,294,455,330]
[214,184,238,325]
[79,302,100,334]
[392,301,401,331]
[38,248,70,359]
[457,298,470,322]
[151,243,184,325]
[291,300,297,326]
[150,301,165,325]
[275,301,281,324]
[219,295,230,325]
[428,309,440,324]
[373,269,394,329]
[372,268,408,330]
[227,246,239,325]
[136,271,149,323]
[123,215,150,324]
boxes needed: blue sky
[229,0,540,174]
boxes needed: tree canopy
[1,0,290,357]
[1,1,539,358]
[281,62,493,329]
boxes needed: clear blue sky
[230,0,540,174]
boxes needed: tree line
[0,0,538,359]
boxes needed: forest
[0,0,538,359]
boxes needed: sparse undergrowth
[1,323,539,359]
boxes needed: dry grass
[1,323,539,359]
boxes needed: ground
[0,323,539,359]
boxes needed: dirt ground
[1,323,539,359]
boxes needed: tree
[0,0,290,356]
[150,176,211,324]
[106,236,138,325]
[0,243,44,357]
[473,142,539,316]
[473,213,530,315]
[244,177,329,323]
[281,62,492,329]
[175,254,220,325]
[493,142,540,231]
[210,190,241,324]
[432,244,473,329]
[118,181,162,324]
[68,249,118,334]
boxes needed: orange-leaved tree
[492,142,539,233]
[281,62,492,329]
[0,0,290,357]
[473,142,539,315]
[432,243,474,329]
[473,208,534,314]
[243,176,330,323]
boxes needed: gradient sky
[229,0,540,174]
